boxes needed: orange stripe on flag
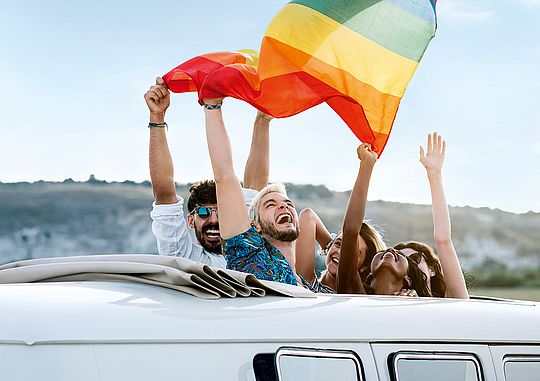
[260,37,401,136]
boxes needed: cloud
[438,2,496,23]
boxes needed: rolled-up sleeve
[150,196,193,257]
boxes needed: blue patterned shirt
[223,226,298,286]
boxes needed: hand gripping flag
[163,0,437,155]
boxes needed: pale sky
[1,0,539,213]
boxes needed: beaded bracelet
[148,122,168,130]
[203,102,223,110]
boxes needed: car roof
[1,281,538,345]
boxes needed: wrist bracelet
[203,102,222,110]
[148,122,168,130]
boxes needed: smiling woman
[365,248,432,297]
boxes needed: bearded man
[202,96,304,286]
[145,77,269,267]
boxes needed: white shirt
[150,196,227,268]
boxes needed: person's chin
[326,262,337,275]
[203,241,222,254]
[276,225,297,235]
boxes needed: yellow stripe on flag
[265,3,419,98]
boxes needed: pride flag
[164,0,437,155]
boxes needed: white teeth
[277,213,291,224]
[206,229,220,234]
[332,258,339,264]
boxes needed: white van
[2,277,540,381]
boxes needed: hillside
[1,180,539,287]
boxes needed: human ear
[187,214,195,229]
[255,223,263,235]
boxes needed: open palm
[420,132,445,172]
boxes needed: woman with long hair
[394,132,469,299]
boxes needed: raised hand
[144,77,170,122]
[420,132,446,173]
[357,142,378,165]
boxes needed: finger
[427,133,432,153]
[433,132,439,150]
[154,85,168,98]
[442,140,446,156]
[436,133,442,151]
[146,89,162,102]
[419,146,425,161]
[155,76,165,85]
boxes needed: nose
[209,210,219,222]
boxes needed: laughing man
[144,77,271,266]
[202,97,307,286]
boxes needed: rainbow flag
[163,0,437,155]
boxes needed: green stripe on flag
[290,0,435,61]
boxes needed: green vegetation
[470,287,540,302]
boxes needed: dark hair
[393,241,446,298]
[405,257,432,297]
[363,257,432,297]
[187,180,217,212]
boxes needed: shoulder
[224,225,262,246]
[300,276,336,294]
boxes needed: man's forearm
[149,128,177,204]
[244,113,270,190]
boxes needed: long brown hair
[358,222,386,281]
[393,241,446,298]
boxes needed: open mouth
[382,252,397,261]
[331,256,339,264]
[276,212,292,225]
[203,226,220,241]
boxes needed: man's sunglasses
[190,206,218,219]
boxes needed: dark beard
[259,220,299,242]
[194,223,222,254]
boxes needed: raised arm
[420,132,469,299]
[296,208,333,283]
[203,100,251,239]
[145,77,177,205]
[243,111,272,191]
[337,143,377,294]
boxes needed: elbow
[342,225,360,238]
[299,208,316,222]
[152,178,176,201]
[434,234,451,247]
[214,173,239,187]
[213,168,237,184]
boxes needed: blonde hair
[248,183,288,223]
